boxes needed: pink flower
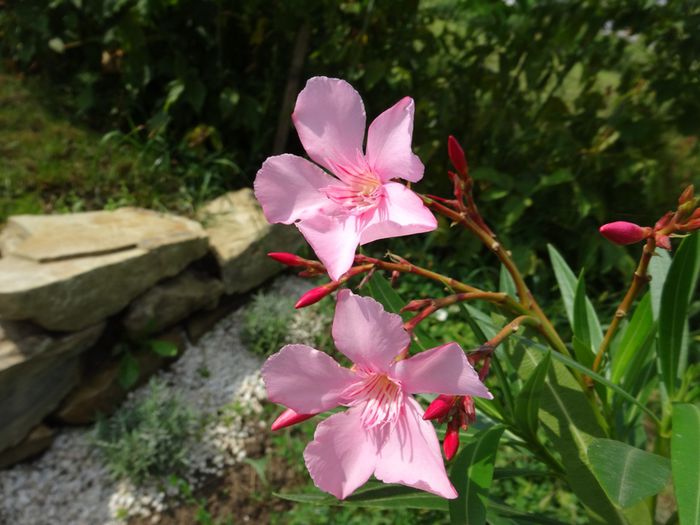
[599,221,650,245]
[254,77,437,281]
[261,290,492,499]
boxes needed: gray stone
[0,424,54,469]
[0,320,104,452]
[122,270,224,338]
[0,208,209,331]
[198,189,302,294]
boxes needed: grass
[0,71,221,223]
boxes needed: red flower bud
[423,394,455,421]
[448,135,468,176]
[599,221,650,245]
[655,212,674,231]
[401,299,432,313]
[268,252,307,267]
[462,395,476,425]
[271,408,315,431]
[294,284,335,308]
[679,184,695,205]
[443,420,460,460]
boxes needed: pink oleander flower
[599,221,651,245]
[261,290,492,499]
[254,77,437,281]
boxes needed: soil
[128,433,307,525]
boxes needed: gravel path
[0,276,312,525]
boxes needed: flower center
[321,172,383,216]
[343,373,404,429]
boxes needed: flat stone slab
[198,189,302,294]
[0,208,209,331]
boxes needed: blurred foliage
[1,0,699,289]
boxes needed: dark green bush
[2,0,698,286]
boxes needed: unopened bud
[599,221,650,245]
[462,395,476,425]
[655,212,674,231]
[443,420,460,460]
[271,408,315,431]
[423,394,454,421]
[679,185,695,205]
[448,135,468,176]
[268,252,307,267]
[295,284,336,308]
[401,299,432,313]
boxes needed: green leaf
[672,403,700,525]
[610,293,656,387]
[658,234,700,396]
[365,272,438,351]
[648,249,672,320]
[514,351,551,437]
[513,345,631,525]
[572,270,601,368]
[276,482,448,510]
[449,425,505,525]
[118,352,139,389]
[499,264,517,297]
[548,245,600,336]
[588,438,671,508]
[148,339,179,357]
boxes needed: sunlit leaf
[672,403,700,525]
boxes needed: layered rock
[0,320,104,451]
[0,208,208,332]
[198,189,301,294]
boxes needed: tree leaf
[648,249,672,320]
[449,425,505,525]
[658,233,700,397]
[275,482,448,510]
[148,339,179,357]
[514,351,551,437]
[499,264,517,297]
[672,403,700,525]
[610,293,655,386]
[572,270,602,367]
[548,245,601,336]
[588,438,671,508]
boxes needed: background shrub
[93,378,198,485]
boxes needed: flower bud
[423,394,454,421]
[443,420,460,460]
[294,284,335,308]
[599,221,650,245]
[655,233,672,251]
[679,185,695,205]
[268,252,307,267]
[401,299,432,313]
[271,408,315,431]
[448,135,468,176]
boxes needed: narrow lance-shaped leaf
[648,249,672,320]
[672,403,700,525]
[514,351,551,437]
[658,233,700,397]
[548,245,602,339]
[588,438,671,508]
[449,425,505,525]
[572,270,602,368]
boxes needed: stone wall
[0,189,300,466]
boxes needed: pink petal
[374,396,458,499]
[332,290,409,372]
[262,344,356,414]
[296,215,360,281]
[303,407,379,499]
[292,77,366,175]
[365,97,424,183]
[359,182,437,245]
[254,154,339,224]
[392,343,493,399]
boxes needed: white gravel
[0,275,315,525]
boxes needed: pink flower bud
[679,185,695,205]
[599,221,650,245]
[655,234,672,251]
[462,395,476,425]
[268,252,306,267]
[423,394,454,421]
[295,284,335,308]
[448,135,468,176]
[401,299,432,313]
[443,421,460,460]
[271,408,315,431]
